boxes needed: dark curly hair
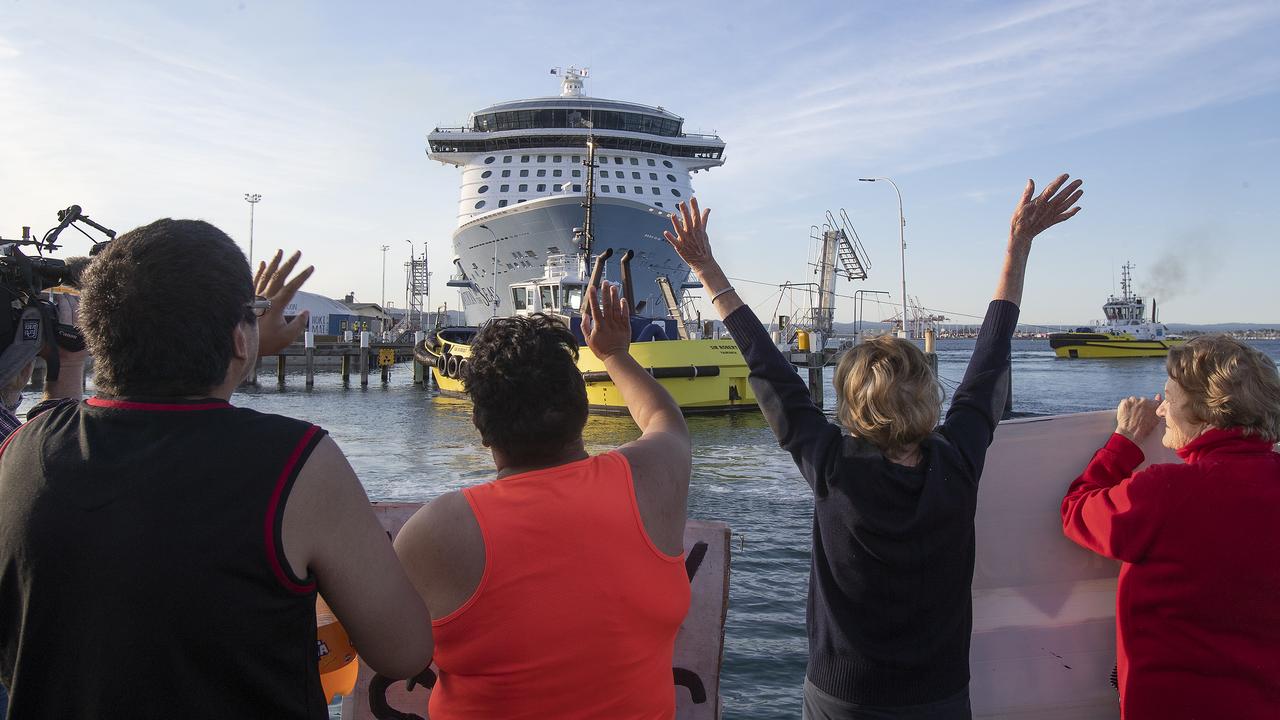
[80,219,253,397]
[464,313,588,464]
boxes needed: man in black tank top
[0,220,433,719]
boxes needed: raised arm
[583,282,690,556]
[942,175,1083,476]
[664,199,841,491]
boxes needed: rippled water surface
[39,338,1280,718]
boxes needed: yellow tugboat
[419,247,757,413]
[1049,262,1185,358]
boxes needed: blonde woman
[664,175,1082,719]
[1062,336,1280,718]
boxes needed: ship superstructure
[1049,262,1184,358]
[428,67,724,324]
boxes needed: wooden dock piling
[304,332,315,388]
[359,332,370,388]
[276,354,286,385]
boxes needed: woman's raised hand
[582,282,632,362]
[663,198,716,273]
[1009,174,1083,248]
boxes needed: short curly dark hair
[81,219,253,397]
[464,313,588,463]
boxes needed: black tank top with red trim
[0,397,329,719]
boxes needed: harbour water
[26,338,1280,718]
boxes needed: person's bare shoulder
[395,490,486,620]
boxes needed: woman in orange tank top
[395,282,693,719]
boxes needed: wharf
[250,332,418,388]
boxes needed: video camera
[1,205,115,383]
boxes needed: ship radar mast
[1120,261,1134,301]
[550,66,589,97]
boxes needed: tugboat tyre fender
[446,354,460,379]
[457,360,468,381]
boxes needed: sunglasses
[245,297,271,318]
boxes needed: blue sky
[2,0,1277,324]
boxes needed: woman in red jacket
[1061,336,1280,719]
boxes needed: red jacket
[1062,427,1280,720]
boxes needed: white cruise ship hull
[451,195,692,325]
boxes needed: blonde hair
[834,335,943,455]
[1167,335,1280,443]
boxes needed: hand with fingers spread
[662,197,716,274]
[582,283,632,362]
[1009,173,1083,249]
[253,249,316,355]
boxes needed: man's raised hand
[663,197,716,273]
[254,249,315,356]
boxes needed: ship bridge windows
[649,172,658,180]
[503,155,512,163]
[565,284,584,311]
[601,185,611,192]
[521,155,530,162]
[632,171,641,179]
[540,285,556,310]
[501,170,511,177]
[538,154,547,162]
[617,186,627,193]
[519,183,528,191]
[651,187,660,195]
[634,186,643,194]
[601,170,610,178]
[572,170,581,178]
[553,183,563,191]
[472,109,683,136]
[613,157,623,165]
[537,169,547,177]
[500,184,509,192]
[647,158,656,166]
[630,157,639,165]
[520,169,529,177]
[553,155,562,162]
[511,287,529,311]
[537,183,546,191]
[498,199,508,208]
[553,169,563,177]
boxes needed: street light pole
[380,245,391,316]
[244,193,261,269]
[859,177,909,339]
[479,224,500,318]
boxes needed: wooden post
[359,332,370,388]
[808,355,824,409]
[381,364,390,384]
[412,331,426,387]
[304,332,315,388]
[276,354,286,385]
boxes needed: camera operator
[0,220,433,718]
[0,292,89,434]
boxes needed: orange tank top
[429,451,690,720]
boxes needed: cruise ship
[427,68,725,325]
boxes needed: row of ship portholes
[472,185,681,210]
[484,154,675,169]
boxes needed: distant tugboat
[1049,262,1185,358]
